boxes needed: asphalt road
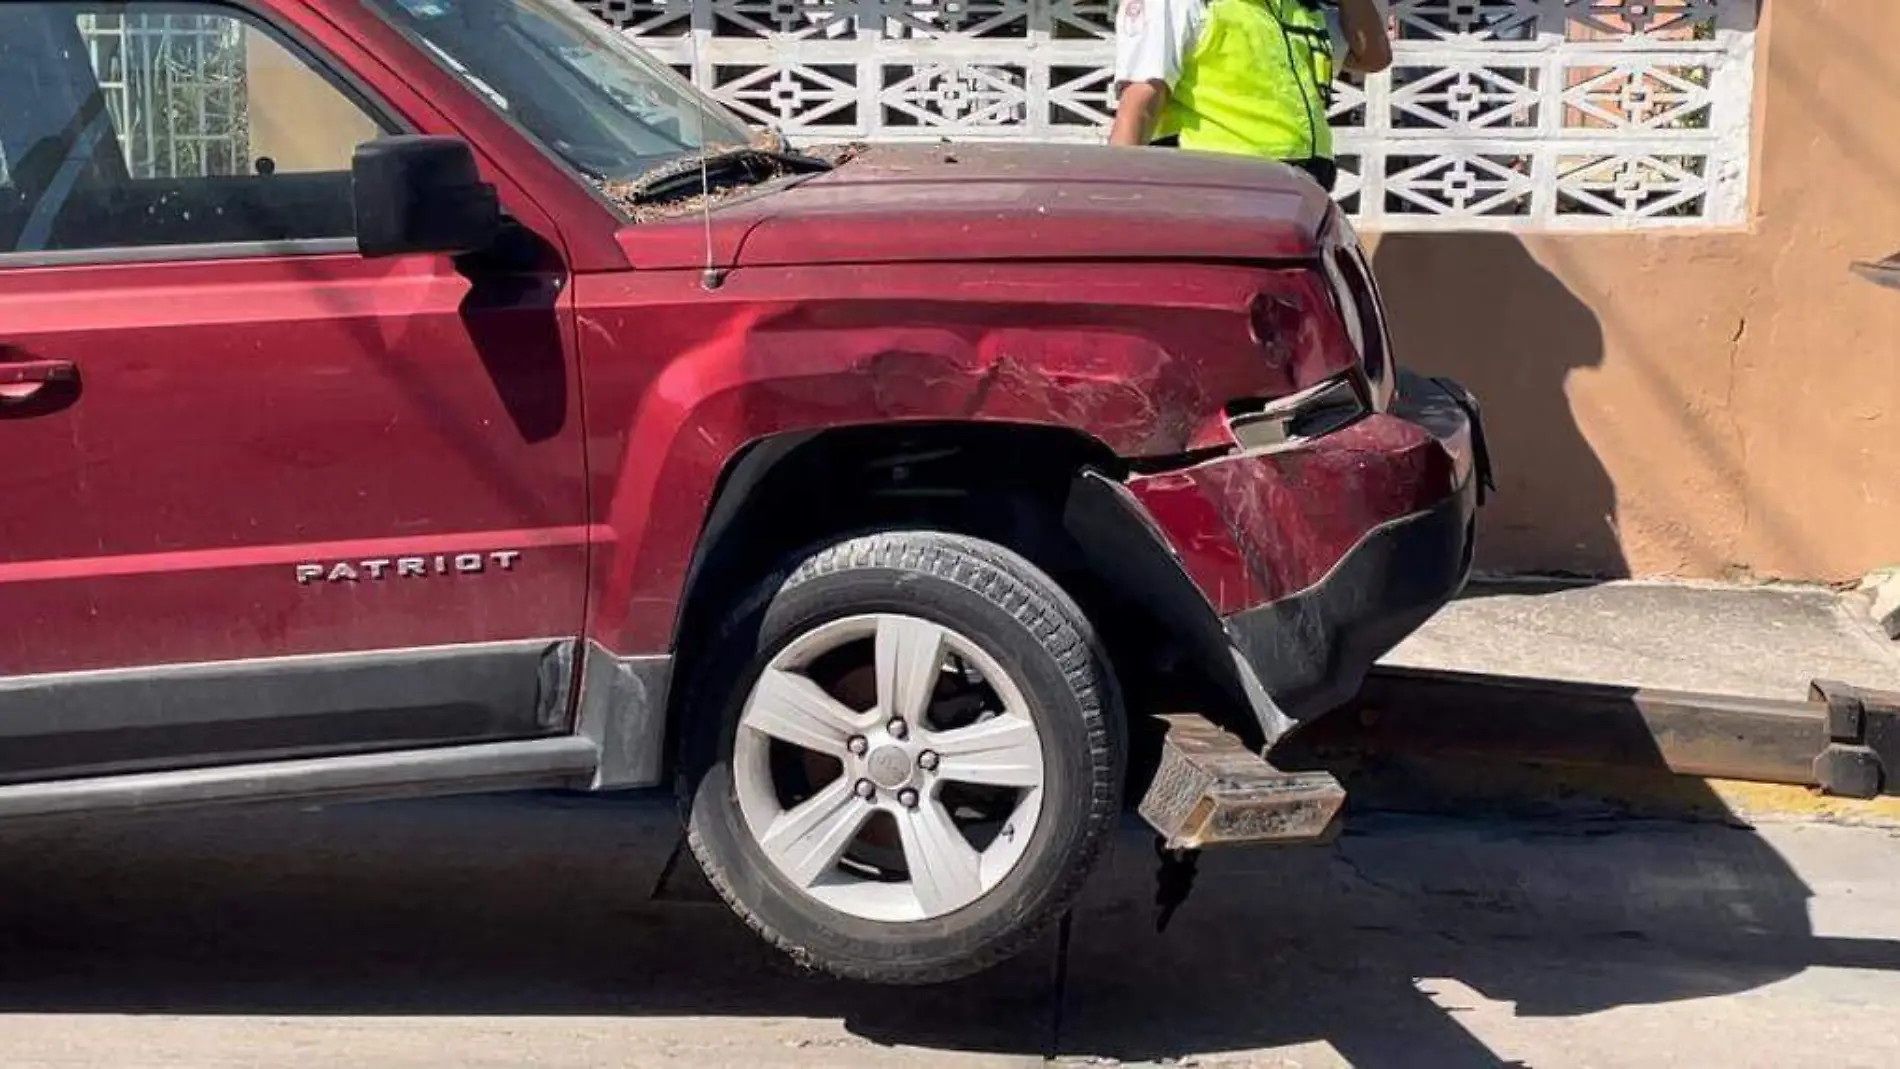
[1,791,1897,1068]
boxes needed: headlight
[1320,210,1395,412]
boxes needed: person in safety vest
[1109,0,1391,192]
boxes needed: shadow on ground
[0,787,1895,1066]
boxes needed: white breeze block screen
[584,0,1758,230]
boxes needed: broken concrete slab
[1858,567,1900,640]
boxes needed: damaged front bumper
[1119,369,1490,738]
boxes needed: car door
[0,1,589,783]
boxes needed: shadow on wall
[1372,232,1627,579]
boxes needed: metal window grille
[584,0,1757,229]
[77,12,249,180]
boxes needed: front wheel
[680,531,1125,984]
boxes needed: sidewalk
[1382,579,1900,700]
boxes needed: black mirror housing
[352,136,502,258]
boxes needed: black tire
[678,530,1125,985]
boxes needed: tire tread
[683,530,1120,984]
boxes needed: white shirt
[1114,0,1388,88]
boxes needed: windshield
[362,0,753,181]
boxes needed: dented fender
[573,259,1353,655]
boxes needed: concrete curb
[1325,751,1900,830]
[1292,668,1900,827]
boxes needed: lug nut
[855,779,877,800]
[898,788,920,809]
[918,750,940,771]
[847,735,868,756]
[888,719,909,740]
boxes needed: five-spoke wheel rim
[732,613,1047,922]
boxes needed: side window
[0,3,394,258]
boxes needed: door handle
[0,357,77,402]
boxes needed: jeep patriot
[0,0,1487,982]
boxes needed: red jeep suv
[0,0,1486,983]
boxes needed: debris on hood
[599,140,869,223]
[792,141,871,168]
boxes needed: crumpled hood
[617,142,1336,270]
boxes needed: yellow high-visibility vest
[1156,0,1336,163]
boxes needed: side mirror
[352,136,501,258]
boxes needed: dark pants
[1150,136,1336,193]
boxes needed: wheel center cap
[866,745,914,789]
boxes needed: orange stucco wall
[245,29,379,174]
[1368,0,1897,582]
